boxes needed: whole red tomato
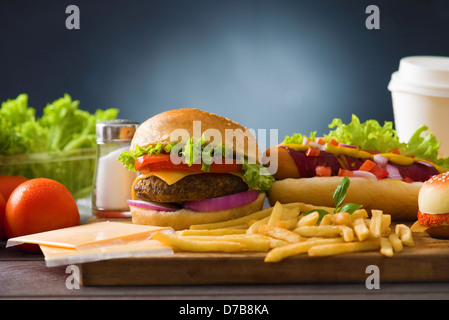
[4,178,80,252]
[0,175,28,201]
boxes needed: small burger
[413,171,449,238]
[118,108,273,230]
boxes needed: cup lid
[96,119,139,142]
[388,56,449,97]
[399,56,449,87]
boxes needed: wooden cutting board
[79,231,449,286]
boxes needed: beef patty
[134,173,249,203]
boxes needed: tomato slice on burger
[135,154,243,173]
[207,162,243,173]
[135,154,171,171]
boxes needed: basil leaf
[333,176,350,209]
[338,203,363,214]
[303,209,331,223]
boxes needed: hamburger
[118,108,273,230]
[412,172,449,238]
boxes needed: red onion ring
[127,199,179,212]
[183,190,259,212]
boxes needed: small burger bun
[417,172,449,238]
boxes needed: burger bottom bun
[426,225,449,239]
[268,176,423,221]
[131,193,266,230]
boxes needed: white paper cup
[388,56,449,156]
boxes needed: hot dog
[264,115,449,220]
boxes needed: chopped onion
[352,170,378,181]
[339,143,358,149]
[307,141,326,151]
[183,190,259,212]
[302,137,325,150]
[126,199,180,212]
[386,164,402,180]
[307,140,326,151]
[373,154,388,167]
[416,160,434,167]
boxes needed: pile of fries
[152,201,415,263]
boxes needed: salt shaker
[92,119,139,219]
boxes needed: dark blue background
[1,0,448,144]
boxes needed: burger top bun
[418,172,449,214]
[131,108,260,162]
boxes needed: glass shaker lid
[96,119,139,143]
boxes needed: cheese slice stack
[6,221,174,266]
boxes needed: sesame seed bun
[418,172,449,238]
[419,172,449,214]
[131,108,260,163]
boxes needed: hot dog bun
[268,176,423,221]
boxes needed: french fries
[369,210,383,239]
[267,202,284,227]
[177,228,247,236]
[380,237,394,257]
[153,201,416,262]
[293,225,341,238]
[258,224,304,243]
[388,233,403,253]
[353,218,370,241]
[296,211,319,227]
[265,238,344,262]
[395,224,415,247]
[308,240,380,257]
[152,232,246,252]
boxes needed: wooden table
[2,241,449,300]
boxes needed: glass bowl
[0,148,96,200]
